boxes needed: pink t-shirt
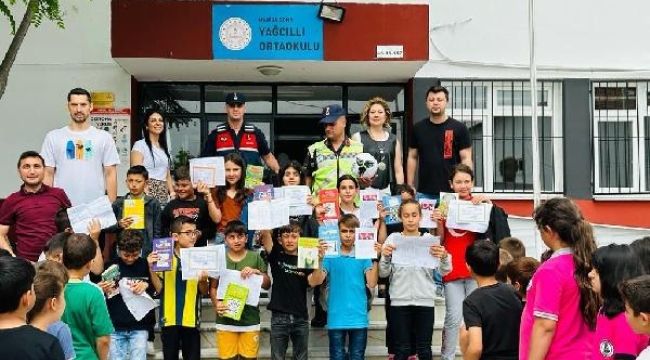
[520,250,592,360]
[592,312,649,359]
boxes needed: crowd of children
[3,147,650,360]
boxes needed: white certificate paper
[391,235,441,269]
[118,278,158,321]
[360,189,380,220]
[418,198,438,229]
[68,195,117,234]
[282,185,313,216]
[247,199,290,230]
[180,245,226,280]
[189,157,225,187]
[446,200,492,233]
[216,269,264,306]
[354,228,378,259]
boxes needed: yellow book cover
[123,198,145,229]
[298,237,320,269]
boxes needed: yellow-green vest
[307,138,364,196]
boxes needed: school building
[1,0,649,228]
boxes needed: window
[592,82,648,194]
[277,86,342,114]
[442,80,563,193]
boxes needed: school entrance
[137,84,408,166]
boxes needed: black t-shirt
[409,117,471,196]
[462,283,523,360]
[161,197,215,247]
[105,257,156,330]
[0,325,65,360]
[267,245,313,319]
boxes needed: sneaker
[147,341,155,355]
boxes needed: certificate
[391,235,441,269]
[180,245,226,280]
[354,228,377,259]
[247,199,290,230]
[189,157,225,187]
[282,185,313,216]
[446,200,492,233]
[68,195,117,234]
[457,203,487,223]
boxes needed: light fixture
[257,65,283,76]
[318,3,345,23]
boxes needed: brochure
[123,198,145,229]
[318,224,340,258]
[297,237,320,269]
[222,283,249,321]
[101,264,121,299]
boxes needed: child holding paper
[380,199,451,360]
[273,161,319,242]
[100,230,156,360]
[431,164,491,360]
[215,154,250,241]
[260,221,326,360]
[210,220,271,360]
[308,214,381,360]
[147,216,209,360]
[109,165,162,256]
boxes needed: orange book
[318,189,340,220]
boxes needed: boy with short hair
[101,230,156,359]
[309,213,380,360]
[498,237,525,259]
[0,256,66,360]
[260,220,325,360]
[494,248,514,283]
[161,166,220,248]
[110,165,162,255]
[210,220,271,360]
[61,234,114,360]
[504,257,540,304]
[620,275,650,359]
[460,240,522,360]
[148,215,209,360]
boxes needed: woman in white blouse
[131,109,174,206]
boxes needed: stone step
[149,345,463,360]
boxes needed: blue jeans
[109,330,148,360]
[270,312,309,360]
[328,328,368,360]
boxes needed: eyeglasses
[176,230,202,238]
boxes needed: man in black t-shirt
[261,221,325,360]
[407,85,472,197]
[461,240,522,360]
[161,167,220,247]
[0,256,66,360]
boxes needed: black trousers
[384,281,416,355]
[161,326,200,360]
[389,306,435,360]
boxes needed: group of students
[3,148,650,360]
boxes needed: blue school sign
[212,4,324,60]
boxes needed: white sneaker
[147,341,155,355]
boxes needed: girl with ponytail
[520,197,599,360]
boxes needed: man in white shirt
[41,88,120,206]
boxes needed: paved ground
[509,216,650,259]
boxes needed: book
[318,189,339,221]
[318,224,340,258]
[253,184,274,201]
[298,237,320,269]
[222,283,249,321]
[101,264,121,298]
[245,165,265,188]
[382,195,402,225]
[438,192,459,218]
[152,237,174,271]
[123,198,145,229]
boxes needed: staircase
[149,296,462,359]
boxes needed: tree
[0,0,65,99]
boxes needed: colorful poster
[90,108,131,164]
[318,189,339,221]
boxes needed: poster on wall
[90,109,131,164]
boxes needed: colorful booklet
[245,165,265,188]
[382,195,402,225]
[123,198,145,229]
[298,237,320,269]
[222,283,249,321]
[253,184,274,200]
[101,264,121,298]
[438,192,459,217]
[152,237,174,271]
[318,224,340,258]
[318,189,340,221]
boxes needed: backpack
[319,275,373,312]
[479,204,511,244]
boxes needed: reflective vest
[213,123,262,166]
[307,138,363,196]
